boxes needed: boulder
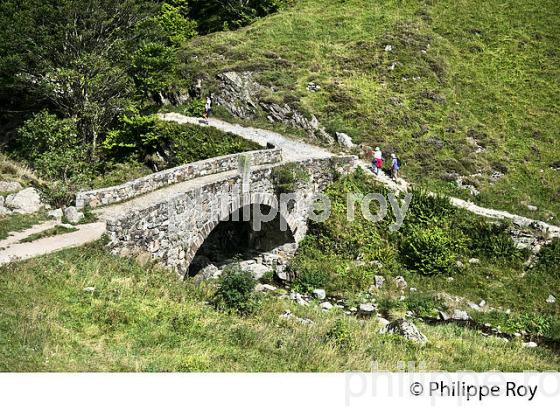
[359,303,376,315]
[240,262,270,280]
[0,206,11,216]
[523,342,538,348]
[48,208,64,220]
[5,187,42,214]
[546,295,556,304]
[320,301,333,310]
[0,181,22,193]
[385,319,428,344]
[255,283,277,292]
[394,276,408,289]
[451,309,470,321]
[468,258,480,264]
[64,206,84,224]
[193,264,220,284]
[312,289,326,300]
[335,132,355,149]
[373,275,385,289]
[438,311,450,321]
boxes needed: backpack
[396,158,402,167]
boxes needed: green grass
[180,0,560,223]
[1,241,558,371]
[0,211,49,240]
[19,225,78,243]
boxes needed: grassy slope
[1,242,558,372]
[181,0,560,223]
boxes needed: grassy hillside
[1,241,559,372]
[181,0,560,223]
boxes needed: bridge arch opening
[188,203,296,276]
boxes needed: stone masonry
[105,156,357,277]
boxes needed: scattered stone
[320,301,333,310]
[289,292,309,306]
[48,208,64,220]
[275,265,289,281]
[468,302,481,311]
[0,204,11,216]
[451,310,470,321]
[456,261,464,268]
[5,187,43,214]
[479,299,486,308]
[193,264,220,284]
[83,287,95,293]
[546,294,556,304]
[0,181,22,193]
[527,205,538,211]
[239,262,270,280]
[384,44,393,52]
[523,342,538,348]
[280,310,292,318]
[358,303,376,315]
[335,132,355,149]
[63,206,84,224]
[385,319,428,344]
[374,275,385,289]
[468,258,480,264]
[255,283,277,292]
[312,289,326,300]
[410,287,417,292]
[394,276,407,289]
[296,317,314,325]
[307,82,321,92]
[378,317,390,327]
[447,277,455,282]
[438,311,450,321]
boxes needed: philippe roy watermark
[195,190,413,233]
[344,361,560,406]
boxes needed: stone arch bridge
[76,131,357,277]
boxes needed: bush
[16,111,89,183]
[532,239,560,278]
[399,226,464,276]
[464,220,522,260]
[326,318,356,351]
[405,189,456,228]
[213,265,257,315]
[271,163,310,195]
[104,115,260,166]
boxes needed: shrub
[213,265,257,315]
[104,115,260,165]
[399,226,464,276]
[16,111,89,182]
[405,189,456,228]
[464,220,522,260]
[326,318,356,351]
[532,239,560,278]
[271,163,310,195]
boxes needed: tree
[0,1,168,158]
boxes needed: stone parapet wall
[76,148,282,209]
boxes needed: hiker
[203,94,213,123]
[372,147,383,175]
[391,153,400,181]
